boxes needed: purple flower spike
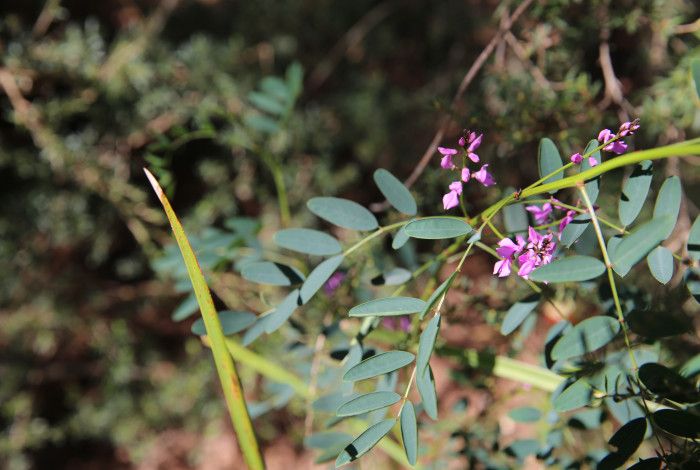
[570,153,583,164]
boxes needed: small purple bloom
[597,128,614,143]
[493,257,512,277]
[323,271,346,295]
[618,119,640,137]
[473,164,496,187]
[570,153,583,164]
[461,167,471,182]
[526,203,553,225]
[558,210,576,233]
[382,315,412,332]
[443,189,460,210]
[588,156,599,166]
[604,140,627,155]
[439,146,458,169]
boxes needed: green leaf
[392,224,410,249]
[559,214,591,248]
[529,256,606,283]
[582,139,602,203]
[260,77,290,103]
[373,169,417,216]
[241,314,270,346]
[400,401,418,466]
[172,293,198,321]
[273,228,342,256]
[653,409,700,439]
[618,160,653,227]
[305,432,353,450]
[242,261,305,286]
[502,190,528,234]
[244,114,279,134]
[343,351,415,381]
[285,62,303,98]
[598,418,647,470]
[638,363,700,403]
[335,419,396,468]
[605,396,644,426]
[681,353,700,378]
[349,297,426,317]
[628,458,663,470]
[248,91,286,115]
[611,216,673,276]
[192,311,256,336]
[687,216,700,261]
[538,137,563,192]
[506,439,540,460]
[300,254,344,304]
[691,58,700,100]
[653,176,681,240]
[416,365,438,420]
[372,268,412,286]
[646,246,673,284]
[313,392,360,412]
[419,273,456,320]
[307,197,378,231]
[501,294,540,335]
[336,391,401,417]
[553,378,593,412]
[404,217,472,239]
[263,289,301,333]
[508,407,541,423]
[551,316,620,360]
[416,314,441,374]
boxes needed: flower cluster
[439,130,495,210]
[570,119,640,166]
[525,198,578,235]
[493,227,557,278]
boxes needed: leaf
[416,365,438,420]
[307,197,378,231]
[192,311,256,336]
[343,351,415,381]
[538,137,563,192]
[305,432,353,450]
[260,77,290,103]
[416,314,441,374]
[502,189,528,234]
[529,256,606,283]
[373,169,417,216]
[582,139,602,203]
[400,401,418,466]
[501,294,540,335]
[687,216,700,261]
[553,378,593,412]
[349,297,426,317]
[618,160,653,227]
[605,396,644,426]
[680,354,700,379]
[336,391,401,417]
[335,419,396,468]
[692,58,700,100]
[392,224,410,249]
[597,418,647,470]
[611,216,673,276]
[313,392,360,412]
[506,439,540,460]
[652,176,681,240]
[241,314,270,346]
[628,458,663,470]
[508,407,542,423]
[371,268,412,286]
[551,316,620,360]
[300,254,344,304]
[244,114,279,134]
[638,363,700,403]
[627,308,692,339]
[172,293,198,321]
[559,214,591,248]
[653,409,700,439]
[263,289,301,333]
[273,228,342,256]
[242,261,305,286]
[404,217,472,239]
[419,273,456,320]
[646,246,674,284]
[248,91,285,115]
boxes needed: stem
[344,220,408,256]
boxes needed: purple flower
[382,315,412,332]
[493,257,513,277]
[439,147,458,170]
[570,153,583,164]
[473,164,495,187]
[588,156,599,166]
[442,181,462,210]
[558,210,576,233]
[526,203,553,225]
[517,228,556,279]
[604,140,627,155]
[597,128,614,143]
[461,167,470,182]
[618,119,640,137]
[323,271,346,295]
[459,130,482,162]
[493,236,525,277]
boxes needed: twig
[504,32,554,90]
[33,0,62,37]
[596,13,635,118]
[674,18,700,35]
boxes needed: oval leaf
[508,407,542,423]
[652,176,681,240]
[305,432,353,450]
[559,214,591,248]
[419,273,456,320]
[416,314,441,374]
[343,351,415,381]
[582,139,602,204]
[529,256,606,283]
[638,363,700,403]
[404,217,472,239]
[263,289,301,334]
[598,417,647,470]
[400,401,418,466]
[553,378,593,412]
[392,224,410,249]
[335,419,396,468]
[416,365,438,420]
[687,216,700,261]
[501,294,540,335]
[349,297,426,317]
[611,216,673,276]
[300,254,344,304]
[538,137,563,192]
[618,160,653,227]
[373,169,417,215]
[274,228,342,256]
[242,261,304,286]
[646,246,673,284]
[551,316,620,360]
[653,409,700,439]
[336,391,401,417]
[307,197,378,231]
[191,311,256,336]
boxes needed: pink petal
[461,167,470,182]
[440,154,455,170]
[448,181,463,194]
[438,146,458,155]
[467,151,480,163]
[443,190,460,210]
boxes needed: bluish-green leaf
[618,160,653,227]
[372,268,412,286]
[392,224,410,249]
[501,294,540,335]
[172,293,198,321]
[653,409,700,439]
[404,217,472,239]
[416,314,441,374]
[638,363,700,403]
[313,392,360,413]
[244,114,279,133]
[335,419,396,468]
[611,216,673,276]
[343,351,415,381]
[336,391,401,417]
[551,316,620,360]
[508,407,541,423]
[538,137,563,192]
[646,246,673,284]
[687,216,700,261]
[305,432,353,450]
[400,401,418,466]
[559,214,591,248]
[598,418,647,470]
[248,91,285,115]
[419,273,456,320]
[503,189,528,234]
[307,197,379,231]
[416,365,438,420]
[274,228,342,256]
[582,139,602,203]
[692,58,700,100]
[300,254,344,304]
[241,313,271,346]
[264,289,301,333]
[553,378,593,412]
[653,176,681,240]
[529,256,606,283]
[242,261,304,286]
[506,439,540,460]
[260,77,290,103]
[192,311,256,336]
[349,297,426,317]
[680,353,700,378]
[373,169,417,216]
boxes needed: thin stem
[344,220,409,256]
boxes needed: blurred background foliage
[1,0,699,468]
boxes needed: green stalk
[144,169,265,470]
